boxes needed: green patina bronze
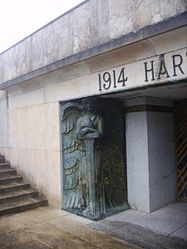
[61,97,128,220]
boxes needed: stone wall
[2,88,62,206]
[0,91,8,154]
[0,27,186,207]
[0,0,186,85]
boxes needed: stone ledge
[0,11,187,90]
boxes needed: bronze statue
[76,98,105,219]
[61,97,128,220]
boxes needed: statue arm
[78,127,100,139]
[76,115,103,139]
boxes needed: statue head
[81,97,103,115]
[82,97,96,112]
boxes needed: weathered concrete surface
[0,91,8,150]
[90,202,187,249]
[0,204,187,249]
[0,100,62,207]
[0,206,141,249]
[0,0,186,85]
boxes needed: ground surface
[0,206,141,249]
[91,202,187,249]
[0,204,187,249]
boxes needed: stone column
[125,97,176,212]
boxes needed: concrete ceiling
[101,81,187,101]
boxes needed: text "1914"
[98,67,128,91]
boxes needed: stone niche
[61,97,128,220]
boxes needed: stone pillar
[125,97,176,212]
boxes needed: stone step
[0,156,5,163]
[0,168,17,177]
[0,175,23,184]
[0,182,31,194]
[0,154,48,216]
[0,189,39,204]
[0,163,10,169]
[0,196,48,216]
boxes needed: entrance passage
[175,100,187,201]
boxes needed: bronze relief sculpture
[61,97,128,220]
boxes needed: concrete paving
[0,202,187,249]
[101,202,187,239]
[0,206,141,249]
[90,202,187,249]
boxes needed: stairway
[0,154,48,216]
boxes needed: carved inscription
[98,67,128,91]
[144,53,185,82]
[97,49,186,93]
